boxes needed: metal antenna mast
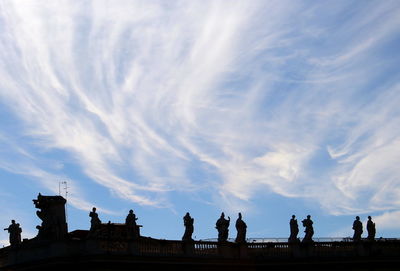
[59,181,69,221]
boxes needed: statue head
[129,209,133,214]
[238,213,242,219]
[292,215,295,219]
[11,219,15,224]
[307,215,311,219]
[92,207,96,212]
[356,216,360,220]
[221,212,225,218]
[368,216,371,220]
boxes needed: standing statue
[288,215,299,243]
[366,216,376,241]
[216,212,230,242]
[301,215,314,243]
[89,207,102,233]
[235,213,247,243]
[352,216,363,242]
[125,209,139,239]
[182,212,194,241]
[4,220,22,246]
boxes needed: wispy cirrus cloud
[0,0,399,230]
[0,134,116,214]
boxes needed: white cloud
[373,211,400,231]
[0,1,399,224]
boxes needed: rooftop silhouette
[0,193,399,270]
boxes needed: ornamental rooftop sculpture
[33,193,68,241]
[2,193,382,245]
[1,193,397,271]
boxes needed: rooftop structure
[1,194,399,270]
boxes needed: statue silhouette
[33,193,67,240]
[125,209,139,239]
[301,215,314,243]
[235,213,247,243]
[289,215,299,243]
[216,212,230,242]
[89,207,102,233]
[182,212,194,241]
[4,220,22,246]
[352,216,363,242]
[366,216,376,241]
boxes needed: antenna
[59,180,69,222]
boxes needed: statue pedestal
[238,243,248,259]
[182,240,195,255]
[217,242,239,258]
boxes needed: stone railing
[94,237,400,259]
[1,236,400,268]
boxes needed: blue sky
[1,0,400,245]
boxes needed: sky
[0,0,400,246]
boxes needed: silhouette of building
[1,194,400,270]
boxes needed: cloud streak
[0,0,399,229]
